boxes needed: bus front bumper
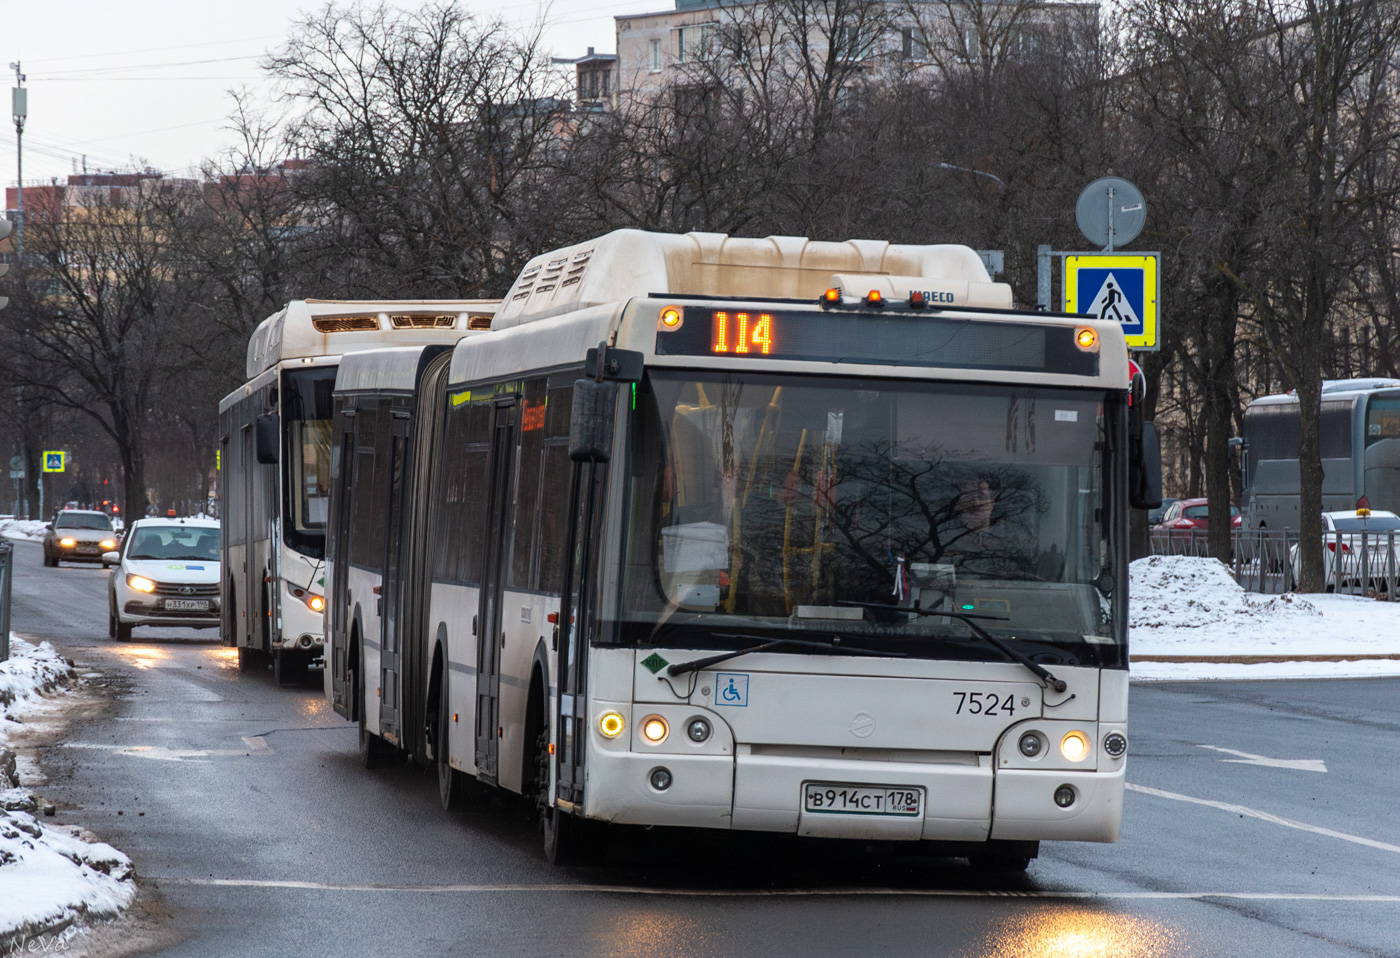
[584,746,1123,843]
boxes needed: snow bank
[1130,555,1400,668]
[0,519,48,543]
[0,638,136,949]
[1129,554,1320,628]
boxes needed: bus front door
[378,413,410,744]
[328,411,356,717]
[474,399,518,786]
[556,461,605,805]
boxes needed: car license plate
[165,599,209,612]
[76,546,99,555]
[803,783,923,817]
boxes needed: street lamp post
[9,62,23,255]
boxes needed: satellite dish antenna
[1076,177,1145,252]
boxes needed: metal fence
[0,541,11,661]
[1149,528,1400,599]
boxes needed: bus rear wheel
[435,679,461,811]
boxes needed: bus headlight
[127,574,156,593]
[686,718,712,743]
[598,712,625,738]
[1018,732,1044,757]
[1060,730,1091,762]
[308,595,325,613]
[641,715,669,744]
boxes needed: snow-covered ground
[1129,554,1400,681]
[0,637,136,949]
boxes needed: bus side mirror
[1131,420,1163,510]
[255,413,280,464]
[569,379,617,463]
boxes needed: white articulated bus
[1239,378,1400,531]
[327,230,1160,868]
[219,299,496,684]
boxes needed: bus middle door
[378,412,411,744]
[474,398,519,786]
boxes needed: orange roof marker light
[864,290,885,308]
[1075,327,1099,351]
[659,305,683,329]
[820,288,842,309]
[908,291,926,309]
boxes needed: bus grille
[313,316,380,332]
[390,314,456,329]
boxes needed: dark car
[1153,498,1242,533]
[1147,497,1180,526]
[42,509,119,567]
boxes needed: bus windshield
[619,372,1121,664]
[282,366,337,558]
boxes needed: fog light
[1103,732,1128,758]
[598,711,625,738]
[642,716,669,744]
[686,717,712,743]
[1060,730,1091,762]
[1054,785,1077,808]
[1018,732,1043,757]
[649,767,672,791]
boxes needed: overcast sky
[1,0,655,187]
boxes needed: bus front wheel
[536,723,589,865]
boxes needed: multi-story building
[567,0,1097,110]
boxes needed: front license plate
[803,783,923,817]
[76,546,99,555]
[165,599,210,612]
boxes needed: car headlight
[59,538,76,547]
[100,539,116,550]
[126,574,157,593]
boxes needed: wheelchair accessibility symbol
[715,673,749,707]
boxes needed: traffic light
[0,216,10,310]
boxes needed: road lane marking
[1127,783,1400,854]
[1198,745,1327,773]
[147,878,1400,901]
[62,742,272,762]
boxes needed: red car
[1153,498,1242,532]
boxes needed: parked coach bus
[1239,378,1400,531]
[219,299,496,684]
[326,229,1161,868]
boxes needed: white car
[1289,509,1400,593]
[106,518,222,641]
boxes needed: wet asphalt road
[7,534,1400,957]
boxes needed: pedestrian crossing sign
[1063,253,1159,351]
[42,451,66,473]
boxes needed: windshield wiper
[837,599,1067,693]
[666,631,904,677]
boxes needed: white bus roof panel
[245,299,499,379]
[494,230,1009,328]
[335,345,453,396]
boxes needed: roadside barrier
[0,540,11,661]
[1149,528,1399,600]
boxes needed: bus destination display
[654,306,1099,376]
